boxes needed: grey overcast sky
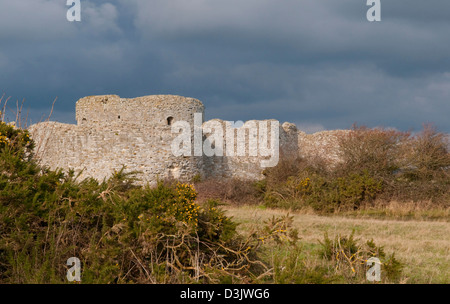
[1,0,450,133]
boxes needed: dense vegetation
[0,113,406,283]
[197,124,450,217]
[262,125,449,214]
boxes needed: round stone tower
[28,95,206,185]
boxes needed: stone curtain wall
[298,130,350,167]
[28,94,348,184]
[200,119,299,180]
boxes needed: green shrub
[311,171,383,212]
[0,169,271,283]
[263,170,382,213]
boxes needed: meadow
[224,205,449,283]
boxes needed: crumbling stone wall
[28,94,348,184]
[29,95,205,184]
[200,119,299,180]
[298,129,350,167]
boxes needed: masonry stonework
[28,95,346,184]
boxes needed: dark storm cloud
[0,0,449,133]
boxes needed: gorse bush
[0,168,266,283]
[304,171,383,212]
[0,117,34,157]
[263,167,383,213]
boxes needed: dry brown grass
[224,205,450,283]
[351,200,450,221]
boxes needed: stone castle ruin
[28,95,347,184]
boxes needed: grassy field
[224,205,450,284]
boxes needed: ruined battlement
[75,94,205,127]
[28,95,346,184]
